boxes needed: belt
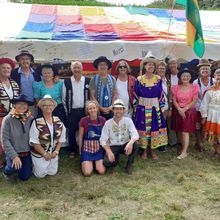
[18,152,29,157]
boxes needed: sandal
[177,153,187,160]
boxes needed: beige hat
[37,95,57,108]
[197,59,211,68]
[140,56,157,75]
[112,99,126,109]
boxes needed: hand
[201,118,207,125]
[100,107,110,114]
[51,152,58,159]
[124,143,133,156]
[107,150,115,163]
[167,110,172,118]
[178,108,186,119]
[44,152,52,161]
[53,76,60,83]
[12,156,22,170]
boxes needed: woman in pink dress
[172,68,199,159]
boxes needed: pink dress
[171,84,199,132]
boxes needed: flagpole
[164,0,177,59]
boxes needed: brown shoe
[126,164,133,175]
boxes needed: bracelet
[54,150,59,155]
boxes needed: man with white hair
[62,61,90,159]
[100,99,139,174]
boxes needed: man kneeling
[100,99,139,174]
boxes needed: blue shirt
[18,67,35,102]
[33,80,63,104]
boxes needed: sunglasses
[119,65,127,69]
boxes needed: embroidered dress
[133,75,167,149]
[200,85,220,144]
[79,116,106,162]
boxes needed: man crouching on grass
[100,99,139,174]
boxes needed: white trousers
[31,155,59,178]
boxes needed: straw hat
[15,50,34,62]
[37,95,57,108]
[197,59,211,68]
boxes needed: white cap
[113,99,125,109]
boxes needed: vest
[64,76,90,114]
[31,116,63,158]
[94,74,115,107]
[0,79,20,113]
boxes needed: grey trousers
[167,116,179,146]
[103,141,138,167]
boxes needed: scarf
[11,108,31,124]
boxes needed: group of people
[0,50,219,181]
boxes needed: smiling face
[98,62,108,74]
[71,62,82,79]
[18,55,31,68]
[199,66,211,79]
[157,65,166,78]
[0,63,12,78]
[117,61,129,76]
[14,101,29,113]
[144,62,155,74]
[87,102,99,118]
[113,107,125,119]
[42,67,54,82]
[41,100,55,115]
[180,72,191,84]
[214,72,220,85]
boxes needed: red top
[79,116,106,134]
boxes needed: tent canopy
[0,3,220,61]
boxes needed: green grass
[0,143,219,220]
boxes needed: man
[11,50,41,116]
[90,56,117,120]
[193,59,214,151]
[100,99,139,174]
[166,58,180,148]
[62,61,90,159]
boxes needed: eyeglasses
[119,65,127,69]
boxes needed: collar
[72,75,84,82]
[18,67,34,75]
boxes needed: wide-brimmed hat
[177,68,194,81]
[0,57,16,69]
[11,94,32,105]
[37,63,58,76]
[93,56,112,70]
[37,95,57,108]
[197,59,211,68]
[15,50,34,62]
[140,56,157,74]
[112,99,126,109]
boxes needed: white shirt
[3,84,13,99]
[29,120,66,152]
[170,74,179,86]
[116,79,132,117]
[100,117,139,146]
[193,77,215,111]
[62,75,85,109]
[162,78,169,111]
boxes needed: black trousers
[103,141,138,167]
[68,108,85,153]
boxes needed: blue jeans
[4,153,32,181]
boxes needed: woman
[29,95,66,178]
[156,61,171,120]
[200,69,220,159]
[133,56,167,159]
[193,59,214,151]
[0,58,20,168]
[172,68,199,159]
[116,60,136,118]
[79,100,106,176]
[1,95,33,181]
[33,64,67,126]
